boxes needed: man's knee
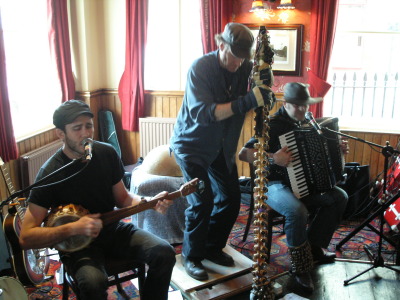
[151,244,176,267]
[334,187,349,211]
[75,266,108,298]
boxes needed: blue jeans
[60,222,176,300]
[266,181,348,248]
[174,152,241,259]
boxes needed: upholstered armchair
[130,145,187,244]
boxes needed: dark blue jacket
[170,50,252,171]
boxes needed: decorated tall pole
[248,25,276,300]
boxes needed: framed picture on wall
[244,24,304,76]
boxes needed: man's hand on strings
[152,191,172,214]
[75,214,103,238]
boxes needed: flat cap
[53,100,94,129]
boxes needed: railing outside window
[323,71,399,133]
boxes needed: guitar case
[98,110,133,189]
[98,110,122,158]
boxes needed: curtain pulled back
[308,0,339,118]
[118,0,148,132]
[200,0,233,55]
[47,0,76,103]
[0,10,18,162]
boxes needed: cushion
[140,144,182,177]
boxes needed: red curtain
[200,0,233,54]
[118,0,148,132]
[47,0,75,103]
[0,11,18,162]
[308,0,339,117]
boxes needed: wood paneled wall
[1,90,399,205]
[342,131,400,183]
[1,129,59,205]
[87,90,400,182]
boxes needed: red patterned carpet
[229,202,399,277]
[26,259,140,300]
[26,201,398,299]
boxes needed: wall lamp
[249,1,276,20]
[277,0,295,9]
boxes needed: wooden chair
[243,163,285,262]
[62,258,146,300]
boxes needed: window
[1,0,203,139]
[1,0,62,140]
[144,0,203,91]
[324,0,400,133]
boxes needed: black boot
[294,272,314,293]
[311,244,336,264]
[288,241,315,293]
[205,250,234,266]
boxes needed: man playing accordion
[239,82,349,293]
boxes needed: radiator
[139,117,176,157]
[20,140,63,188]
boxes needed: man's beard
[65,137,85,157]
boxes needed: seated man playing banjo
[19,100,176,300]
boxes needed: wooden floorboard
[225,260,400,300]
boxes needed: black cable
[31,160,90,191]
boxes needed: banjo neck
[100,183,195,225]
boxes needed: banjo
[44,178,201,252]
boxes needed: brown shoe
[182,256,208,281]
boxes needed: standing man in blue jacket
[170,23,275,280]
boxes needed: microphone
[82,138,93,161]
[305,111,323,135]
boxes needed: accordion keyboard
[279,131,309,199]
[279,128,336,199]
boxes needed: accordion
[279,117,345,199]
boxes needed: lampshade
[249,1,265,12]
[249,1,275,20]
[277,0,295,9]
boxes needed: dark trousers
[174,151,241,259]
[61,222,176,300]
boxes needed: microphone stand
[321,126,400,285]
[0,158,84,209]
[0,157,88,283]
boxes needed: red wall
[232,0,312,93]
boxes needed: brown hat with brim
[284,82,323,105]
[221,23,254,59]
